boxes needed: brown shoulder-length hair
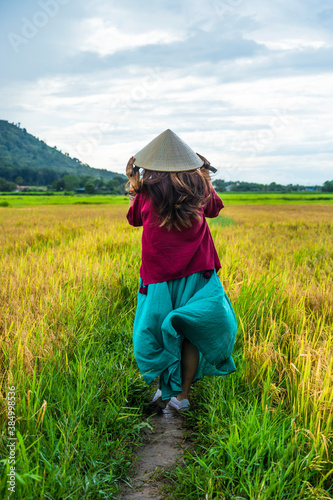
[130,168,211,231]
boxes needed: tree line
[212,179,332,192]
[1,174,332,194]
[0,171,127,194]
[50,174,127,194]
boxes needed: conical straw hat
[134,129,204,172]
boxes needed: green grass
[210,215,236,227]
[1,334,153,499]
[1,192,333,208]
[168,377,330,499]
[165,273,333,499]
[0,194,129,208]
[0,253,153,499]
[218,192,333,205]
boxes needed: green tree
[63,175,80,191]
[0,177,16,192]
[15,176,24,186]
[106,176,126,194]
[107,179,119,190]
[213,179,226,192]
[322,180,333,192]
[84,181,95,194]
[93,177,105,191]
[112,174,126,184]
[51,179,65,191]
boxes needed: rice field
[0,197,332,499]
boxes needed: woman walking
[126,129,237,411]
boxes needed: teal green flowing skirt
[133,270,237,400]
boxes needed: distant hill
[0,120,125,185]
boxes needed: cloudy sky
[1,0,333,184]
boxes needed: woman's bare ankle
[176,393,189,401]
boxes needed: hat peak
[134,129,204,172]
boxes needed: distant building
[15,185,30,192]
[75,187,85,194]
[15,185,47,192]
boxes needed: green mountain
[0,120,125,185]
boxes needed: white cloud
[254,39,329,51]
[79,18,186,56]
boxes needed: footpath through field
[121,405,190,499]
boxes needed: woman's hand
[126,156,140,190]
[196,152,210,165]
[196,152,214,187]
[126,156,136,179]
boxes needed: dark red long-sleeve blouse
[126,187,224,285]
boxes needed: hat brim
[134,163,204,172]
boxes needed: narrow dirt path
[121,405,190,499]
